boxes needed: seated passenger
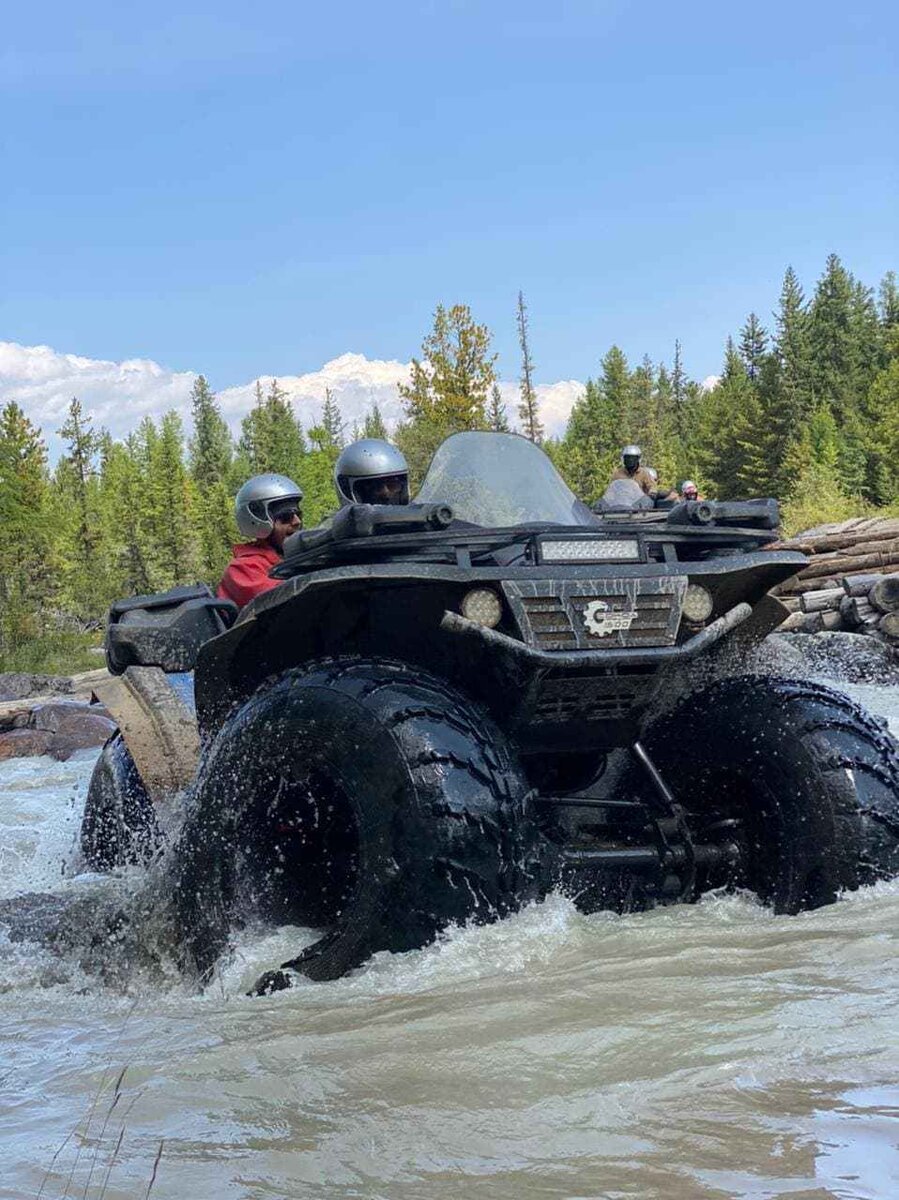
[680,479,704,501]
[217,474,303,609]
[610,444,654,495]
[334,439,410,506]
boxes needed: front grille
[503,577,686,651]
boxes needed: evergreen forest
[1,253,897,673]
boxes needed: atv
[82,431,899,985]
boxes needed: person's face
[268,504,302,550]
[355,475,406,505]
[683,486,698,501]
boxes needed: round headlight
[460,588,503,628]
[683,584,714,624]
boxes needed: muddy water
[2,681,898,1199]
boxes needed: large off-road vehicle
[82,432,899,985]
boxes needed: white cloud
[0,341,583,457]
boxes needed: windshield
[415,431,598,527]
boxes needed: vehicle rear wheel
[640,676,899,910]
[174,658,543,983]
[80,733,160,871]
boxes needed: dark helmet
[234,473,303,539]
[334,439,410,507]
[621,443,642,474]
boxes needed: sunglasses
[271,506,301,524]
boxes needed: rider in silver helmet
[218,473,303,609]
[334,439,410,507]
[610,443,654,496]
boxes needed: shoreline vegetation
[1,254,896,674]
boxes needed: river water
[2,678,898,1199]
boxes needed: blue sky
[2,0,896,392]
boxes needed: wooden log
[870,577,899,615]
[877,613,899,641]
[776,522,899,555]
[820,610,844,631]
[841,596,877,626]
[780,595,801,613]
[808,537,899,564]
[800,587,844,613]
[779,612,809,632]
[842,573,886,596]
[776,575,841,597]
[799,551,899,582]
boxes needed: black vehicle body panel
[194,543,806,751]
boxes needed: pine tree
[146,413,198,587]
[398,303,496,430]
[188,375,232,488]
[488,383,510,432]
[397,302,498,478]
[516,291,543,442]
[739,313,768,380]
[362,404,388,440]
[55,399,103,615]
[555,347,633,501]
[321,388,345,449]
[671,339,688,442]
[0,403,50,653]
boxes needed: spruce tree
[488,383,510,432]
[516,291,543,442]
[739,314,769,380]
[362,404,388,440]
[56,399,103,615]
[0,403,50,654]
[188,375,232,488]
[321,388,345,449]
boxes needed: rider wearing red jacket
[218,474,303,610]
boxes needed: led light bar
[539,538,641,563]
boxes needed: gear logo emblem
[582,599,637,637]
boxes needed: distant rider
[680,479,704,501]
[217,473,303,609]
[610,444,655,496]
[334,439,410,506]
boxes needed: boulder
[0,673,75,702]
[0,702,116,762]
[29,700,112,734]
[0,729,55,761]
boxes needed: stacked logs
[770,518,899,646]
[778,574,899,644]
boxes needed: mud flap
[91,667,199,823]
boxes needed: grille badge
[582,599,637,637]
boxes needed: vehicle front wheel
[80,733,160,871]
[640,676,899,910]
[174,658,544,983]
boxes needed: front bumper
[440,602,753,670]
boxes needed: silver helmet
[621,444,642,463]
[334,439,410,507]
[234,473,303,539]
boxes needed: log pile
[771,516,899,596]
[770,518,899,647]
[778,573,899,645]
